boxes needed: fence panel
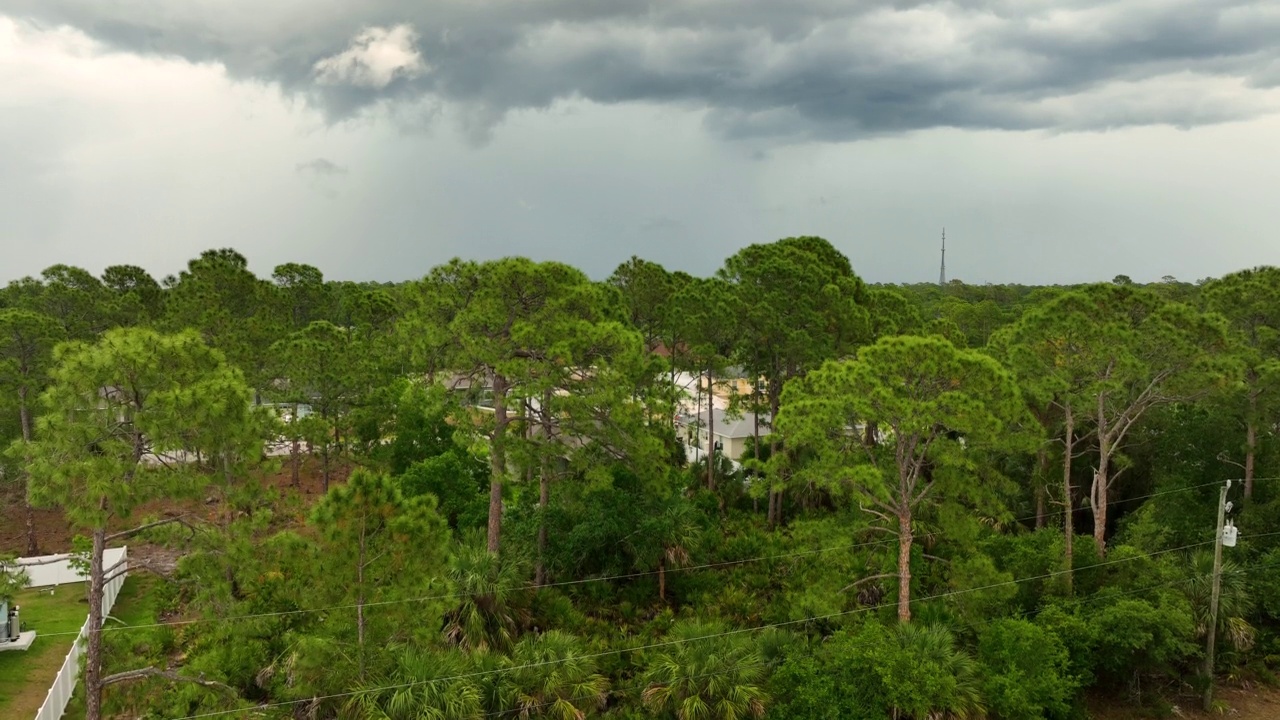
[17,548,128,588]
[31,546,129,720]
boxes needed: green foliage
[349,648,485,720]
[25,327,259,528]
[499,631,610,719]
[641,619,768,720]
[773,622,982,720]
[0,554,28,603]
[310,470,452,671]
[400,451,490,530]
[1088,596,1198,687]
[7,247,1280,720]
[977,619,1077,720]
[443,543,530,652]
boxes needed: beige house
[676,407,772,469]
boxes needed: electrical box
[1,600,15,642]
[1223,523,1239,548]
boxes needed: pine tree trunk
[1092,398,1110,556]
[85,525,106,720]
[357,520,366,680]
[18,385,31,442]
[1063,407,1075,595]
[768,389,781,530]
[322,442,330,493]
[536,390,552,587]
[19,386,38,554]
[1035,445,1048,530]
[706,369,715,492]
[290,403,300,488]
[487,374,509,555]
[897,510,913,623]
[1245,396,1257,500]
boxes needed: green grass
[0,582,90,719]
[0,575,161,720]
[63,575,161,720]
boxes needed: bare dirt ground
[1088,685,1280,719]
[1,455,350,556]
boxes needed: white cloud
[313,24,426,89]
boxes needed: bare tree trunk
[897,510,913,623]
[694,371,703,465]
[768,389,781,530]
[658,556,666,602]
[19,386,38,554]
[487,374,509,555]
[1092,395,1111,556]
[753,393,760,463]
[322,443,330,493]
[1035,445,1048,530]
[319,407,332,493]
[536,390,552,587]
[1245,395,1257,499]
[1063,406,1075,595]
[19,386,31,443]
[290,402,300,488]
[356,519,366,680]
[85,525,106,720]
[706,368,715,492]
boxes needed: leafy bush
[771,621,983,720]
[977,619,1077,720]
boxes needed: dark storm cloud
[4,0,1279,140]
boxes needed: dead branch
[101,666,237,696]
[840,573,898,594]
[106,515,195,543]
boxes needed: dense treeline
[2,243,1279,720]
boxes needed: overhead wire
[472,553,1280,720]
[164,538,1248,719]
[35,475,1275,640]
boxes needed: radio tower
[939,228,947,286]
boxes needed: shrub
[977,619,1077,720]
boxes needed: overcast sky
[2,1,1279,286]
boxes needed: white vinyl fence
[15,548,127,589]
[18,547,129,720]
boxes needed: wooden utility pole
[1203,479,1230,712]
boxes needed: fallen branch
[840,572,898,594]
[101,666,237,696]
[106,515,193,542]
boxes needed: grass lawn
[0,582,89,719]
[62,575,161,720]
[0,575,160,720]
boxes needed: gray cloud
[639,216,683,234]
[5,0,1279,142]
[295,158,348,176]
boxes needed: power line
[35,476,1275,640]
[163,539,1226,720]
[473,558,1280,720]
[1025,476,1280,525]
[36,536,900,640]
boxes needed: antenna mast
[939,228,947,286]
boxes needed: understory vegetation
[3,241,1280,719]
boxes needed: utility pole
[1203,479,1231,711]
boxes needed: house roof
[676,407,772,439]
